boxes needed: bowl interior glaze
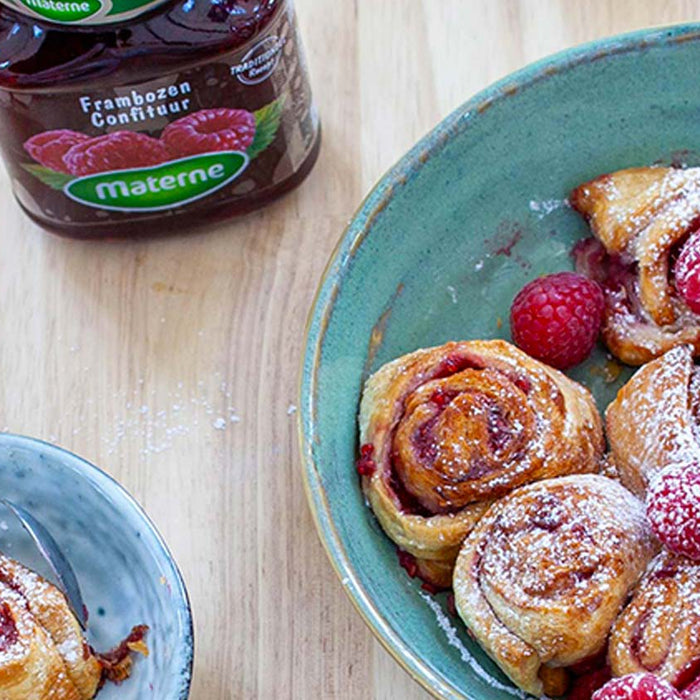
[0,434,193,699]
[301,24,700,700]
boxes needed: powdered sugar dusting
[57,635,83,665]
[636,168,700,240]
[386,343,601,515]
[360,341,602,572]
[492,479,645,608]
[647,463,700,559]
[575,167,700,362]
[481,477,651,611]
[454,475,656,695]
[0,553,98,693]
[528,198,569,219]
[419,592,526,698]
[593,673,679,700]
[607,344,699,494]
[610,550,700,681]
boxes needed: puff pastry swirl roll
[610,551,700,698]
[0,553,102,699]
[571,166,700,365]
[358,339,604,587]
[0,554,147,699]
[453,474,658,697]
[606,344,700,498]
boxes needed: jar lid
[1,0,167,24]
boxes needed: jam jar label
[4,0,167,24]
[12,2,318,217]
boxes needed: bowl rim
[298,21,700,700]
[0,432,194,699]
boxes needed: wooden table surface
[1,1,698,698]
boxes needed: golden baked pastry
[609,550,700,695]
[571,166,700,365]
[606,344,700,498]
[358,339,604,587]
[0,554,147,699]
[453,474,658,697]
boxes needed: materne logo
[15,0,101,21]
[64,151,249,212]
[6,0,167,24]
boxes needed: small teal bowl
[0,434,193,699]
[300,24,700,700]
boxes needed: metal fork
[1,500,87,630]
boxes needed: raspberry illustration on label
[24,130,89,174]
[162,108,257,157]
[63,131,170,176]
[21,97,284,213]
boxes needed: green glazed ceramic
[300,24,700,700]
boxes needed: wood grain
[0,1,699,697]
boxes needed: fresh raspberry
[592,674,681,700]
[162,108,256,158]
[674,232,700,313]
[63,131,170,176]
[510,271,604,369]
[647,463,700,560]
[24,130,89,174]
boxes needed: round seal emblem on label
[233,35,286,86]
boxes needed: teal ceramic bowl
[0,434,193,699]
[300,24,700,700]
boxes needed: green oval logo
[64,151,249,212]
[4,0,169,24]
[15,0,102,22]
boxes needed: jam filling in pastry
[358,339,604,587]
[571,166,700,365]
[606,344,700,498]
[0,553,147,699]
[609,550,700,699]
[453,474,658,697]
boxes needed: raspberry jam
[0,0,320,238]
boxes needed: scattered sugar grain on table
[100,376,250,455]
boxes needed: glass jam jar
[0,0,320,238]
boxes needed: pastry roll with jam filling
[453,474,658,697]
[571,166,700,365]
[358,339,604,587]
[606,344,700,498]
[609,550,700,698]
[0,553,148,699]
